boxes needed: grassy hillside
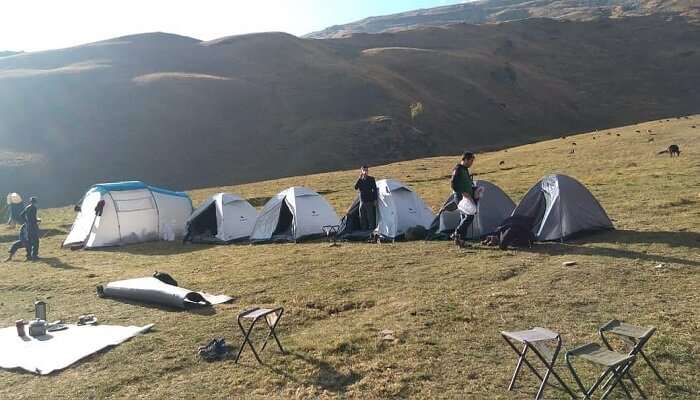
[306,0,700,38]
[1,16,699,206]
[0,116,698,399]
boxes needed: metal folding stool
[598,320,664,397]
[565,342,637,399]
[234,307,285,364]
[600,320,665,383]
[501,327,576,399]
[322,224,340,246]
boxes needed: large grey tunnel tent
[250,187,339,242]
[339,179,434,240]
[430,180,515,239]
[512,174,613,241]
[185,193,258,243]
[63,181,193,249]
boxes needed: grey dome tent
[339,179,434,240]
[185,193,257,244]
[512,174,613,241]
[250,187,339,243]
[430,180,515,239]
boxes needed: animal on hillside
[499,160,505,166]
[648,129,653,133]
[616,133,621,137]
[635,130,641,133]
[607,132,611,135]
[569,148,575,154]
[593,137,597,140]
[693,125,697,129]
[658,144,681,157]
[648,138,655,143]
[572,142,577,146]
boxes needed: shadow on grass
[0,228,66,243]
[264,350,362,394]
[100,242,215,256]
[38,256,84,270]
[100,297,218,315]
[523,233,700,267]
[590,229,700,249]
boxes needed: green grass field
[1,116,698,399]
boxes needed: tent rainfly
[512,174,613,241]
[430,180,515,239]
[250,187,339,242]
[63,181,193,249]
[339,179,434,240]
[185,193,257,243]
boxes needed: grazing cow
[569,148,575,154]
[616,133,621,137]
[658,145,681,157]
[669,144,681,157]
[572,142,577,146]
[635,130,641,133]
[648,138,655,143]
[499,161,505,166]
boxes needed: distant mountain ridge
[0,16,699,206]
[306,0,700,38]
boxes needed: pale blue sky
[1,0,466,52]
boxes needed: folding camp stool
[598,320,665,396]
[565,342,637,399]
[501,327,576,399]
[322,225,340,246]
[234,307,285,364]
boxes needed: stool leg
[640,350,666,384]
[235,317,263,364]
[261,309,285,354]
[509,344,529,391]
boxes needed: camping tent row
[63,174,613,248]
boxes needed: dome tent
[512,174,613,241]
[185,193,258,244]
[250,187,339,242]
[339,179,434,240]
[430,180,515,239]
[63,181,192,249]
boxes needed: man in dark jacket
[354,165,378,230]
[451,152,477,247]
[20,197,40,261]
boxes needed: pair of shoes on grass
[198,338,231,361]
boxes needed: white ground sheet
[0,323,153,375]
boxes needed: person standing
[6,193,24,227]
[451,152,477,247]
[20,197,40,261]
[5,223,28,261]
[354,165,378,231]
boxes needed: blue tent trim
[148,185,190,199]
[92,181,148,193]
[91,181,190,200]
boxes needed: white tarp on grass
[0,323,153,375]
